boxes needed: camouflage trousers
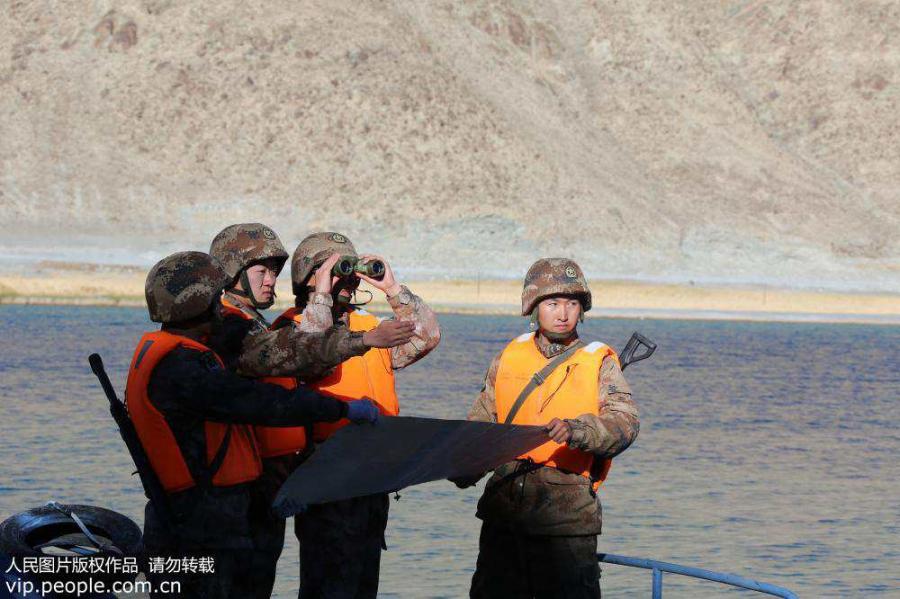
[470,522,601,599]
[295,494,390,599]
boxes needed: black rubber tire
[0,504,142,557]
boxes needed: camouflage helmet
[521,258,592,316]
[290,232,358,291]
[145,252,229,323]
[209,223,289,284]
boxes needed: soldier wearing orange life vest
[207,224,415,598]
[129,251,378,598]
[208,223,411,380]
[460,258,640,599]
[281,231,441,599]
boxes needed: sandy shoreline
[1,262,898,324]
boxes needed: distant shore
[1,262,898,325]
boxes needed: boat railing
[598,553,799,598]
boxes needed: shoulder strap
[198,425,233,488]
[503,339,584,425]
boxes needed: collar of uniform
[222,290,271,327]
[159,326,209,344]
[534,331,580,359]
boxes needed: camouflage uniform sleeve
[297,292,334,332]
[235,323,367,379]
[566,356,640,458]
[386,285,441,369]
[467,352,501,423]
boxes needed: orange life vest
[220,294,256,321]
[125,331,262,493]
[259,307,399,447]
[252,372,310,458]
[216,295,312,458]
[494,332,618,485]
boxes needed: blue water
[1,306,898,597]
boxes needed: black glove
[346,399,379,424]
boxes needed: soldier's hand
[362,319,415,348]
[346,398,379,424]
[356,254,402,297]
[545,418,573,444]
[314,253,343,294]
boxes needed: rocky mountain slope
[2,1,898,290]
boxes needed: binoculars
[332,255,385,280]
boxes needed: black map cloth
[274,416,548,517]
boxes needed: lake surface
[1,306,898,597]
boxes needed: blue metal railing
[598,553,799,598]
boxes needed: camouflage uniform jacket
[209,290,369,379]
[301,285,441,370]
[467,332,639,536]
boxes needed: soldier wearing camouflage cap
[457,257,640,599]
[290,231,357,298]
[273,231,441,599]
[210,222,289,311]
[521,257,592,316]
[144,251,230,324]
[206,225,418,598]
[206,223,410,380]
[127,251,380,596]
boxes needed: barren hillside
[2,1,898,290]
